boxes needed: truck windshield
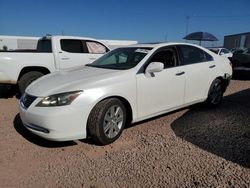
[37,39,52,53]
[87,47,152,70]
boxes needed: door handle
[175,71,185,76]
[209,65,216,68]
[89,57,97,60]
[61,57,70,60]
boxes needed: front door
[136,47,186,118]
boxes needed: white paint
[0,35,110,84]
[19,43,232,142]
[0,35,39,50]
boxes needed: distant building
[224,32,250,50]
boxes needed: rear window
[37,39,52,53]
[209,49,219,54]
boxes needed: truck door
[58,39,90,70]
[58,39,109,70]
[84,40,109,63]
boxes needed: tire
[87,98,127,145]
[18,71,44,95]
[206,79,223,106]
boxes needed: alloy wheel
[103,105,124,139]
[210,82,223,105]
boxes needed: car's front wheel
[206,79,223,106]
[87,98,126,145]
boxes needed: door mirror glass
[145,62,164,76]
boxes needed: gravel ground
[0,79,250,188]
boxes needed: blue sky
[0,0,250,45]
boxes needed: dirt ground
[0,79,250,188]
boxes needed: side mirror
[220,52,225,55]
[145,62,164,77]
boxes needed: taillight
[228,57,233,68]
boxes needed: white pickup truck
[0,35,110,94]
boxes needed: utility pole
[186,16,190,36]
[165,33,168,42]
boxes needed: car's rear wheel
[206,79,223,106]
[87,98,126,145]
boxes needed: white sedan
[208,48,233,58]
[19,43,232,145]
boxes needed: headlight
[36,91,83,107]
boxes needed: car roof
[41,35,99,41]
[122,42,204,49]
[208,47,223,50]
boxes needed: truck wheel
[87,98,127,145]
[18,71,44,94]
[206,79,223,106]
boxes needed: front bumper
[19,97,91,141]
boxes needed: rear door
[84,40,109,62]
[177,45,216,104]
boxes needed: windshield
[233,48,248,54]
[87,47,152,70]
[209,49,219,54]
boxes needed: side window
[149,48,177,69]
[220,49,229,55]
[60,39,84,53]
[247,48,250,54]
[37,39,52,53]
[178,45,213,65]
[85,41,108,54]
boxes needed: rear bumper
[0,83,17,97]
[0,71,16,84]
[222,73,231,92]
[0,83,14,90]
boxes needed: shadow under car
[171,88,250,168]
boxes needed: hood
[26,66,120,97]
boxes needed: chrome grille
[21,94,37,109]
